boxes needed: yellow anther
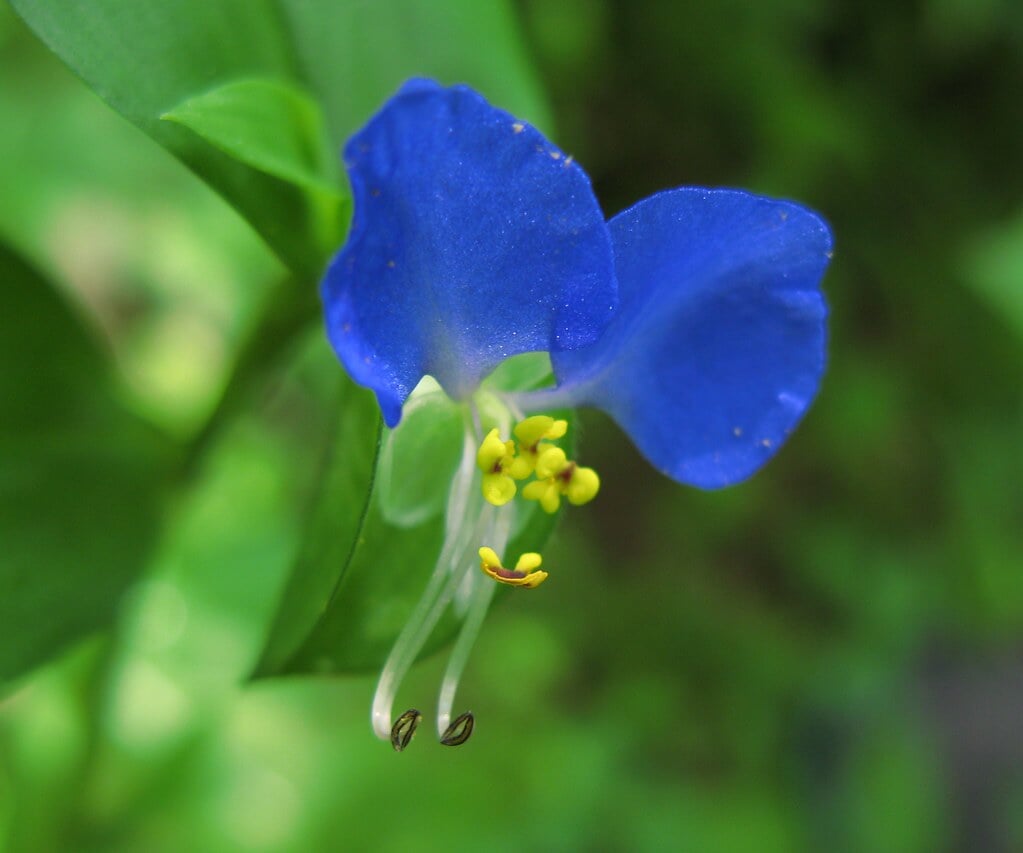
[514,415,568,447]
[522,459,600,514]
[478,546,548,589]
[482,473,516,506]
[513,415,569,473]
[522,479,563,514]
[476,428,510,472]
[477,414,598,513]
[564,465,600,505]
[477,427,530,506]
[535,445,568,480]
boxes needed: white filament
[370,397,519,743]
[370,418,484,740]
[435,506,512,736]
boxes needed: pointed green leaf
[11,0,551,275]
[161,77,349,262]
[163,78,339,193]
[0,244,169,682]
[253,370,382,676]
[9,0,334,276]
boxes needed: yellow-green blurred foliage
[2,0,1023,850]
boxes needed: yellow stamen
[522,478,562,514]
[514,415,568,448]
[476,428,509,472]
[522,456,600,515]
[535,445,568,480]
[476,427,530,505]
[565,465,600,505]
[478,546,548,589]
[482,472,516,506]
[476,414,600,513]
[513,416,569,474]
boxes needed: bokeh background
[2,0,1023,850]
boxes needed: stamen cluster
[372,407,602,750]
[475,415,600,514]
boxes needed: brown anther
[391,708,422,752]
[439,711,474,746]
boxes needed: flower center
[370,392,599,750]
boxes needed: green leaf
[376,382,464,528]
[163,78,339,192]
[9,0,559,678]
[277,0,553,136]
[161,78,348,253]
[9,0,333,275]
[11,0,551,275]
[482,351,555,392]
[0,244,168,682]
[963,210,1023,342]
[253,370,382,676]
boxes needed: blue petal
[322,79,616,427]
[551,188,832,488]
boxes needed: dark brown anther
[391,708,422,752]
[439,711,474,747]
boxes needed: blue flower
[323,78,617,429]
[323,79,831,488]
[547,187,831,488]
[320,79,832,748]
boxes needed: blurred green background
[2,0,1023,850]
